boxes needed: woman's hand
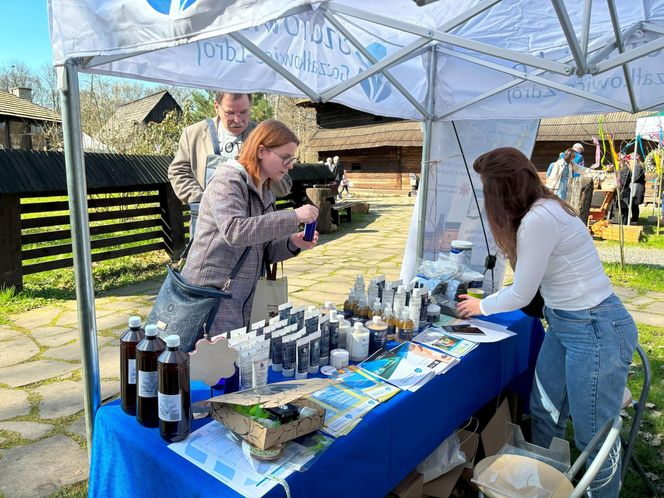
[294,205,319,224]
[290,230,318,250]
[456,294,483,318]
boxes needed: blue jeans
[531,294,637,497]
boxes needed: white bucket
[450,240,473,269]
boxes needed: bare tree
[270,95,319,162]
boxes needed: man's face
[215,94,251,136]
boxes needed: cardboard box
[481,398,512,457]
[422,429,480,498]
[388,470,423,498]
[208,378,334,450]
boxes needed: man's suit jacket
[168,119,292,204]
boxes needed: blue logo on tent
[355,43,392,104]
[146,0,198,15]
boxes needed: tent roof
[49,0,664,121]
[0,90,60,123]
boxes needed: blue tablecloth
[89,311,543,498]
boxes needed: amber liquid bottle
[136,324,166,427]
[158,335,191,442]
[120,316,145,415]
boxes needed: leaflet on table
[359,341,459,392]
[413,329,478,358]
[305,383,379,438]
[336,368,401,402]
[168,420,293,498]
[452,319,516,343]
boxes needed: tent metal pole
[325,2,573,75]
[59,59,100,461]
[606,0,638,113]
[592,31,664,74]
[416,47,437,260]
[580,0,593,59]
[550,0,586,74]
[320,39,430,102]
[321,10,429,118]
[587,22,644,66]
[228,32,320,101]
[642,21,664,35]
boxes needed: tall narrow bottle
[120,316,145,415]
[384,307,397,342]
[397,308,415,342]
[136,324,166,427]
[329,310,340,350]
[158,335,191,442]
[343,289,355,320]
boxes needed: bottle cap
[373,316,382,324]
[325,300,334,309]
[145,324,159,337]
[330,310,338,321]
[354,322,363,330]
[307,305,317,313]
[295,371,308,380]
[165,335,180,348]
[128,316,142,328]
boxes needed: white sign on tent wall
[401,119,539,293]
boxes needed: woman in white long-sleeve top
[182,120,319,335]
[457,147,637,498]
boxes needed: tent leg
[59,59,100,462]
[416,47,438,260]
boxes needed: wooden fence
[0,184,186,291]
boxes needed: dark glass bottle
[136,324,166,427]
[158,335,191,442]
[120,316,145,415]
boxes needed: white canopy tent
[49,0,664,453]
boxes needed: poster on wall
[401,119,539,293]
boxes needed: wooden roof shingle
[0,90,60,122]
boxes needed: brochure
[413,329,478,358]
[337,367,401,403]
[305,383,379,438]
[359,341,459,392]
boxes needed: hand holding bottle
[295,204,319,224]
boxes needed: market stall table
[88,310,543,498]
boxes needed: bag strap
[207,118,221,155]
[222,246,251,292]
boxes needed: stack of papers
[337,368,401,402]
[359,341,459,392]
[413,329,478,358]
[305,383,380,437]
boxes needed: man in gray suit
[169,92,292,237]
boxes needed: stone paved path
[0,192,662,497]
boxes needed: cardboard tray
[208,379,333,450]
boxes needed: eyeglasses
[222,110,249,119]
[269,149,298,166]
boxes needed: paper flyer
[168,421,293,498]
[306,383,379,437]
[359,341,459,392]
[413,329,478,358]
[337,368,401,403]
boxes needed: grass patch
[48,481,88,498]
[603,263,664,293]
[0,251,169,323]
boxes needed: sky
[0,1,54,70]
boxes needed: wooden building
[0,88,60,150]
[305,101,658,190]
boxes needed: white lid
[145,324,159,337]
[330,348,349,359]
[320,365,338,376]
[128,316,142,328]
[295,371,308,380]
[330,310,338,321]
[354,322,363,330]
[428,303,441,312]
[165,335,180,348]
[307,305,317,313]
[325,300,334,308]
[451,240,473,249]
[372,316,382,324]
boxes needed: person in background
[169,92,292,238]
[572,142,585,166]
[456,147,637,498]
[181,120,318,334]
[339,174,352,198]
[545,148,591,201]
[617,159,632,225]
[332,155,345,199]
[629,154,646,223]
[324,157,333,170]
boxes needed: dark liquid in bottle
[136,334,166,427]
[158,347,191,442]
[120,325,145,415]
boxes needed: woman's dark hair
[473,147,576,264]
[564,148,576,163]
